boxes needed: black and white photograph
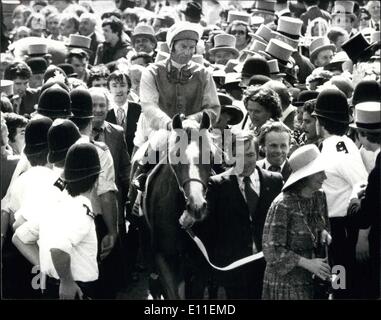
[0,0,380,307]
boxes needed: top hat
[267,59,286,77]
[132,24,157,44]
[70,87,94,119]
[352,80,381,107]
[227,11,251,25]
[62,142,102,183]
[251,16,265,28]
[181,1,203,20]
[241,55,271,78]
[38,83,73,119]
[66,34,91,51]
[276,16,303,40]
[282,144,326,191]
[331,1,356,19]
[292,90,319,107]
[244,39,267,56]
[209,34,239,58]
[311,88,350,124]
[349,102,381,132]
[27,44,48,56]
[252,24,273,44]
[309,37,336,63]
[370,30,380,44]
[24,116,53,156]
[0,80,14,96]
[251,0,276,15]
[260,39,295,69]
[48,119,81,164]
[222,72,241,88]
[26,57,48,75]
[218,93,243,124]
[341,32,378,63]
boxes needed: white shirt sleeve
[97,148,118,196]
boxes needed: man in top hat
[133,21,220,189]
[309,37,336,68]
[181,1,203,25]
[273,16,315,85]
[79,13,105,65]
[347,101,380,299]
[300,0,331,35]
[331,1,357,37]
[250,0,277,25]
[209,33,239,66]
[4,62,39,117]
[312,88,368,299]
[127,24,157,62]
[95,16,130,65]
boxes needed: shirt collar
[113,100,129,115]
[264,158,286,171]
[170,59,190,70]
[234,167,258,182]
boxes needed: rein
[185,228,264,271]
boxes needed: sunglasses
[230,30,246,36]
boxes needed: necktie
[117,108,125,127]
[268,165,281,173]
[243,176,259,220]
[93,127,103,141]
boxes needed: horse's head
[168,112,213,222]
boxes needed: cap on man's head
[166,21,202,50]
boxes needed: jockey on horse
[131,21,221,192]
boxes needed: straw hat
[252,24,273,44]
[0,80,14,96]
[260,39,295,69]
[27,43,48,56]
[132,24,157,44]
[349,102,381,132]
[282,144,326,191]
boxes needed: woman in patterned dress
[262,144,332,300]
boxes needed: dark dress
[262,190,329,300]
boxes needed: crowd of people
[0,0,380,300]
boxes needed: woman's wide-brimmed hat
[349,102,381,132]
[282,144,326,191]
[309,37,336,63]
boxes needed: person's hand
[353,183,367,200]
[100,233,116,261]
[356,232,370,262]
[307,258,331,281]
[59,280,83,300]
[320,230,332,246]
[179,210,196,229]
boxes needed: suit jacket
[300,6,331,35]
[101,121,132,226]
[89,32,104,65]
[106,101,141,157]
[292,51,315,85]
[256,159,292,182]
[18,88,39,116]
[195,167,283,286]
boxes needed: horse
[142,112,214,299]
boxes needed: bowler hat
[241,56,270,78]
[324,51,350,72]
[181,1,203,20]
[311,88,350,124]
[48,119,81,163]
[341,32,378,63]
[351,80,381,106]
[26,57,48,74]
[38,84,73,119]
[349,102,381,132]
[248,74,271,86]
[62,142,102,183]
[70,87,94,119]
[24,116,53,155]
[292,90,319,107]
